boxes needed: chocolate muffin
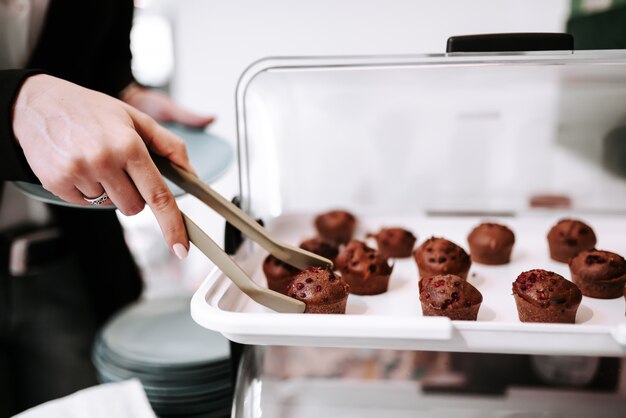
[512,269,582,324]
[299,237,339,264]
[419,275,482,320]
[367,227,417,259]
[335,240,393,295]
[263,254,299,295]
[413,237,471,281]
[314,210,357,245]
[335,240,369,271]
[286,267,349,314]
[547,219,597,263]
[467,222,515,265]
[569,250,626,299]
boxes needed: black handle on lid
[446,33,574,53]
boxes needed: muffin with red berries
[512,269,582,324]
[547,219,596,263]
[299,237,339,264]
[413,237,471,281]
[286,267,350,314]
[367,227,417,259]
[314,210,357,245]
[263,255,299,295]
[569,250,626,299]
[467,222,515,265]
[419,274,482,320]
[335,240,393,295]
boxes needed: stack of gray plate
[93,297,232,417]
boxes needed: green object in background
[567,1,626,183]
[568,1,626,49]
[570,0,626,17]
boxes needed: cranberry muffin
[467,222,515,265]
[419,274,482,320]
[569,250,626,299]
[299,237,339,264]
[367,227,417,259]
[512,269,582,324]
[335,240,393,295]
[414,237,471,281]
[263,254,299,295]
[314,210,357,245]
[547,219,597,263]
[287,267,349,314]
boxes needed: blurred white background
[125,0,571,298]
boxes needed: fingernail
[173,243,188,260]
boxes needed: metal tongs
[152,155,333,313]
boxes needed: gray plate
[13,123,233,209]
[92,346,231,386]
[94,335,231,374]
[101,297,230,366]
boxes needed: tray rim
[190,263,626,356]
[191,212,626,356]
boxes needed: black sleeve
[0,69,42,182]
[1,0,134,183]
[91,0,136,97]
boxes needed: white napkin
[13,379,156,418]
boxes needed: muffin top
[512,269,582,308]
[314,210,357,244]
[367,227,416,257]
[335,240,393,277]
[287,267,349,304]
[263,254,299,279]
[569,250,626,282]
[547,219,596,251]
[414,237,471,273]
[468,222,515,248]
[299,237,339,263]
[419,274,482,310]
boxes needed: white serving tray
[191,213,626,356]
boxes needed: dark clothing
[0,70,41,183]
[0,0,142,415]
[1,0,135,183]
[0,250,99,416]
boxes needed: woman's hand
[12,74,193,259]
[120,82,214,128]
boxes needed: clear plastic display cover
[193,51,626,356]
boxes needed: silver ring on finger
[83,191,109,206]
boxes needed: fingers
[129,108,197,175]
[74,181,106,200]
[170,107,215,128]
[46,185,90,207]
[74,181,114,208]
[100,173,144,216]
[38,165,102,208]
[121,84,214,128]
[14,76,191,259]
[124,137,189,259]
[39,132,188,260]
[76,187,106,201]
